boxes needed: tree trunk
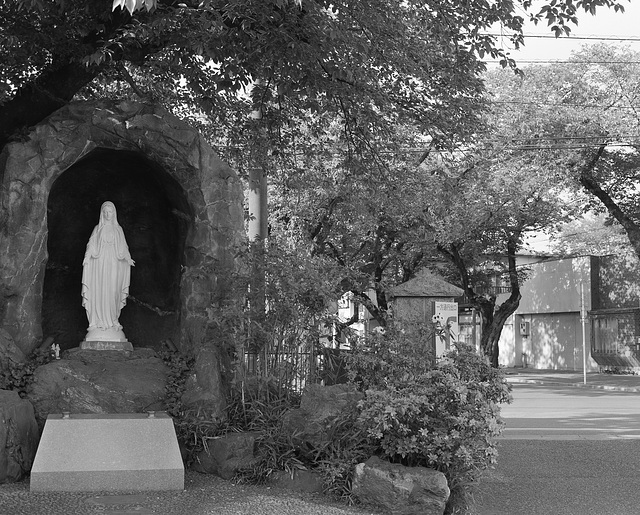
[441,236,522,368]
[481,235,522,367]
[480,288,521,367]
[0,61,102,151]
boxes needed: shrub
[225,376,307,484]
[345,325,436,389]
[306,408,377,503]
[356,341,512,514]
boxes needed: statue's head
[99,201,118,226]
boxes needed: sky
[488,0,640,65]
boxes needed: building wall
[498,256,598,371]
[394,297,434,324]
[516,256,593,314]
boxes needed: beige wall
[516,256,592,314]
[498,256,598,371]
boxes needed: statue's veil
[98,201,119,227]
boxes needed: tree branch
[578,145,640,255]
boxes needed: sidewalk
[503,367,640,392]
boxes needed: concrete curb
[507,377,640,393]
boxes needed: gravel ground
[0,471,383,515]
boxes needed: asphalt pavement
[473,369,640,515]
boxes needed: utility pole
[247,94,268,370]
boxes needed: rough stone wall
[0,101,244,368]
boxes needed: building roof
[389,270,464,298]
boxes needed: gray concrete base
[30,413,184,492]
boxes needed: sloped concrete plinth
[30,413,184,492]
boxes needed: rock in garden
[192,431,260,479]
[26,348,169,427]
[284,383,363,447]
[0,389,39,483]
[352,456,450,515]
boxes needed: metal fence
[243,345,319,393]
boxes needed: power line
[526,225,625,244]
[378,142,639,155]
[494,135,640,141]
[491,100,640,110]
[482,33,640,43]
[484,59,640,64]
[476,142,638,150]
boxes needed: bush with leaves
[345,325,436,389]
[161,349,307,472]
[159,349,219,466]
[304,408,378,503]
[225,376,307,484]
[353,340,512,514]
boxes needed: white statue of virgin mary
[81,201,135,343]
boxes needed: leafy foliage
[222,376,306,484]
[550,213,632,256]
[165,322,511,515]
[2,0,627,153]
[355,342,512,513]
[160,349,223,465]
[161,240,334,466]
[345,325,437,390]
[304,408,378,503]
[485,43,640,264]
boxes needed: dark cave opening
[42,148,191,350]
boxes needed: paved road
[501,383,640,440]
[473,383,640,515]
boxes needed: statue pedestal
[81,340,133,352]
[30,413,184,492]
[82,326,132,351]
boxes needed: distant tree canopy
[485,43,640,260]
[550,213,631,256]
[0,0,628,153]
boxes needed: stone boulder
[0,390,39,483]
[26,348,169,427]
[352,456,450,515]
[191,431,260,479]
[284,383,363,447]
[181,345,227,418]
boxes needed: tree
[0,0,630,376]
[550,213,631,256]
[484,44,640,263]
[262,83,571,368]
[267,113,433,329]
[418,148,567,366]
[0,0,628,155]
